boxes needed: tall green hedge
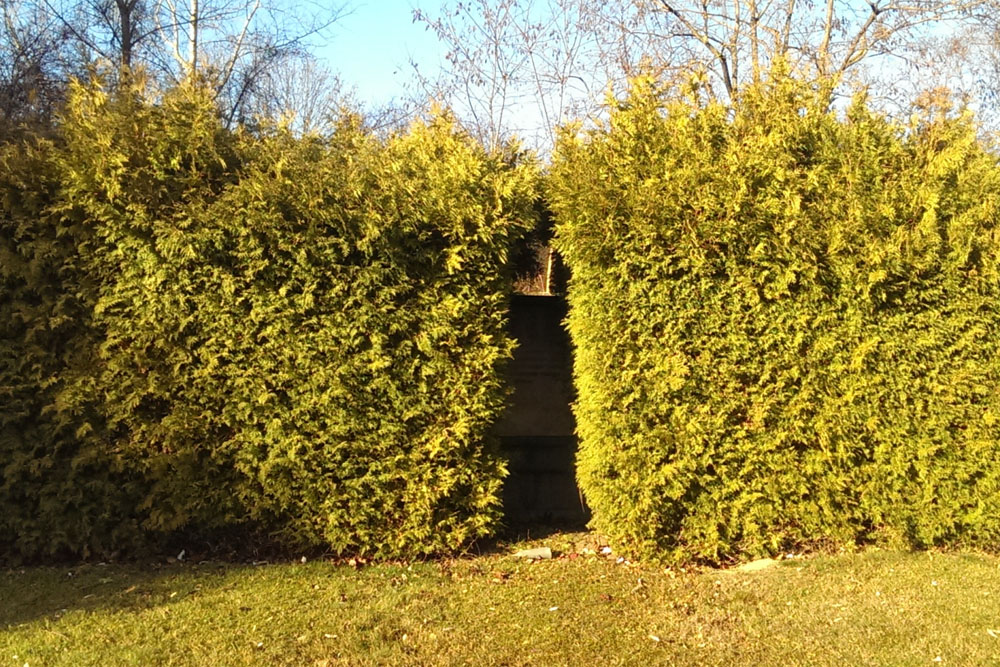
[0,81,537,561]
[549,76,1000,563]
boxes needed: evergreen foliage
[0,131,145,560]
[549,75,1000,563]
[0,80,537,561]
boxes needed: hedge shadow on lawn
[0,561,256,629]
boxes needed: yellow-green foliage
[0,132,146,560]
[549,76,1000,564]
[0,80,537,561]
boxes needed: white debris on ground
[513,547,553,560]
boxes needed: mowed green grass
[3,533,1000,665]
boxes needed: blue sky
[318,1,444,106]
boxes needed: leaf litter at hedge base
[4,532,1000,665]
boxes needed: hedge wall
[0,81,537,561]
[549,76,1000,564]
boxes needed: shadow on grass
[452,517,594,563]
[1,520,596,630]
[498,519,589,544]
[0,560,254,629]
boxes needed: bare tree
[241,52,347,134]
[9,0,345,125]
[415,0,999,152]
[0,0,76,128]
[625,0,987,102]
[878,3,1000,129]
[414,0,621,152]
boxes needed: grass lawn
[3,531,1000,665]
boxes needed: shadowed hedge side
[0,130,147,560]
[0,80,537,561]
[549,75,1000,564]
